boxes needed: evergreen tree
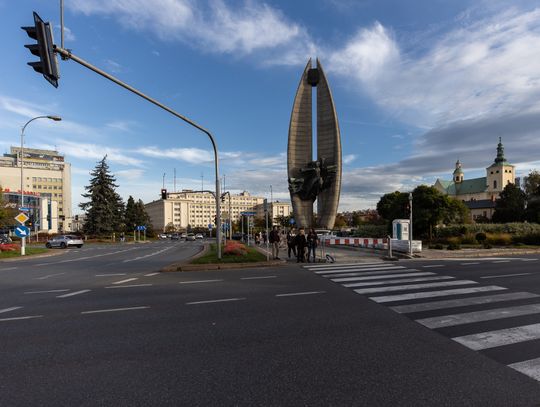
[80,156,124,235]
[492,183,526,223]
[525,170,540,223]
[124,195,137,231]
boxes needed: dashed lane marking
[275,291,326,297]
[56,289,91,298]
[81,306,150,314]
[421,265,445,268]
[25,289,70,294]
[0,306,22,314]
[112,278,138,285]
[95,273,127,277]
[186,297,246,305]
[144,272,160,277]
[480,273,532,279]
[35,273,66,280]
[461,262,479,266]
[240,276,277,280]
[105,284,153,289]
[0,267,18,271]
[492,260,511,263]
[179,279,223,284]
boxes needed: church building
[433,138,515,221]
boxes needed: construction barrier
[322,237,388,249]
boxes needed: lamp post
[20,115,62,255]
[409,192,413,257]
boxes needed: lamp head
[47,115,62,121]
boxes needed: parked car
[158,233,168,239]
[170,233,180,240]
[46,235,84,249]
[180,233,187,239]
[195,233,204,240]
[186,233,196,241]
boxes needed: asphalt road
[2,247,540,406]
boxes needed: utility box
[392,219,410,240]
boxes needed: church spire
[494,137,507,164]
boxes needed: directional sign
[15,212,29,224]
[289,218,295,225]
[208,224,213,230]
[18,207,31,212]
[241,211,256,216]
[15,225,30,238]
[136,225,146,231]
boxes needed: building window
[493,180,497,189]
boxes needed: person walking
[269,226,281,260]
[286,228,297,259]
[306,228,319,262]
[294,228,307,263]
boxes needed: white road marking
[480,273,531,279]
[144,272,160,277]
[105,284,153,289]
[0,267,18,271]
[179,279,223,284]
[25,289,70,294]
[82,306,150,314]
[391,292,540,313]
[521,258,538,262]
[416,303,540,329]
[492,260,511,263]
[122,246,176,263]
[322,269,419,279]
[461,262,479,266]
[370,286,506,303]
[275,291,326,297]
[453,323,540,350]
[186,297,246,305]
[35,272,66,280]
[56,289,91,298]
[34,263,51,266]
[95,273,127,277]
[354,280,477,295]
[316,266,406,274]
[421,265,445,268]
[0,315,43,322]
[0,306,22,314]
[112,278,138,285]
[345,276,454,288]
[240,276,277,280]
[305,262,385,269]
[509,357,540,381]
[331,271,428,282]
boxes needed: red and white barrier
[322,237,388,249]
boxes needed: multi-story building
[145,190,291,231]
[255,200,293,225]
[433,138,515,221]
[0,147,71,232]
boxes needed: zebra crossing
[304,261,540,383]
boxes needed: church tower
[453,160,464,183]
[486,138,515,194]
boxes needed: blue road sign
[18,207,31,212]
[289,218,295,224]
[15,225,30,238]
[136,225,147,231]
[241,211,256,216]
[208,224,213,229]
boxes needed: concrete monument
[287,58,342,229]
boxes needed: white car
[186,233,196,241]
[195,233,204,240]
[46,235,84,249]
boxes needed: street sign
[208,224,213,229]
[15,212,29,224]
[18,207,30,212]
[289,218,295,224]
[15,225,30,238]
[241,211,256,216]
[136,225,146,231]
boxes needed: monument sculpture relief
[287,58,342,229]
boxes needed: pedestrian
[294,228,307,263]
[287,228,297,259]
[255,232,260,245]
[262,231,267,244]
[306,228,319,262]
[269,226,280,259]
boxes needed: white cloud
[135,146,213,164]
[115,168,145,180]
[343,154,356,165]
[69,0,309,56]
[104,59,122,73]
[106,120,134,132]
[54,25,76,42]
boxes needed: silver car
[46,235,84,249]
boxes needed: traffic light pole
[53,46,222,259]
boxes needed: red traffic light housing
[21,12,59,88]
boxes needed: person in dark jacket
[294,228,307,263]
[269,226,280,259]
[286,229,297,259]
[306,228,319,262]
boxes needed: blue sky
[2,0,540,214]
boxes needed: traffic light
[161,189,167,200]
[221,195,225,203]
[21,12,59,88]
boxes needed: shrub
[428,243,444,250]
[447,243,461,250]
[224,241,247,256]
[485,233,512,246]
[460,233,477,245]
[0,243,19,252]
[352,225,388,238]
[475,232,487,244]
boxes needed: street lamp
[20,115,62,255]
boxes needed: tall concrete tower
[287,58,342,229]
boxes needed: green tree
[492,183,526,223]
[333,213,348,229]
[124,195,137,231]
[411,185,449,240]
[80,156,125,235]
[0,186,17,228]
[443,197,471,225]
[524,170,540,196]
[376,191,409,223]
[525,170,540,223]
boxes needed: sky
[2,0,540,215]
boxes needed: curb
[0,248,66,262]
